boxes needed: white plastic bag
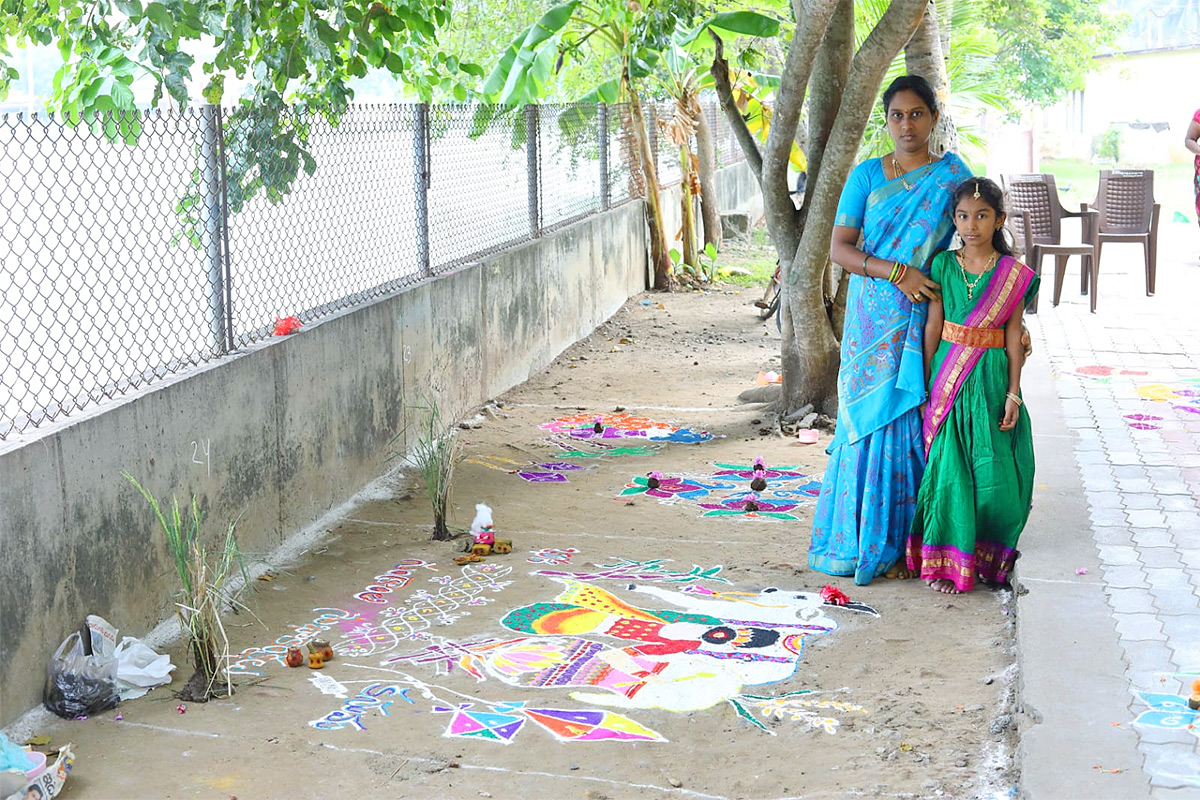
[114,637,174,700]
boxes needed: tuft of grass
[390,399,463,541]
[123,473,251,701]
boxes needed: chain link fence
[1,100,746,439]
[704,102,747,169]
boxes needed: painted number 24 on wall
[191,438,211,476]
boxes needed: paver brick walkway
[1028,223,1200,794]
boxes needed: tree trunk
[831,263,848,339]
[805,0,853,198]
[938,0,953,60]
[762,0,844,417]
[780,0,931,415]
[679,144,698,268]
[904,0,958,155]
[694,109,721,249]
[760,0,840,263]
[805,0,854,338]
[626,71,673,290]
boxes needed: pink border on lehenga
[913,540,1020,592]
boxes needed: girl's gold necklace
[956,249,998,301]
[892,151,932,190]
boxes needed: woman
[1187,107,1200,233]
[808,75,970,585]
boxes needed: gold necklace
[957,249,998,301]
[892,151,932,190]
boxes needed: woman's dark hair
[882,75,938,114]
[952,177,1014,257]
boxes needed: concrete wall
[0,165,759,728]
[714,160,763,226]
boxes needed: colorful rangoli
[618,463,823,520]
[541,412,713,444]
[386,579,873,735]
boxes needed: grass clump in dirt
[392,399,464,541]
[124,473,251,702]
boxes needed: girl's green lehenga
[906,250,1039,593]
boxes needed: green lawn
[1041,158,1194,222]
[718,253,777,287]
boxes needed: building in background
[1041,0,1200,165]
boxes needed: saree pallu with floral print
[906,253,1038,592]
[809,154,968,585]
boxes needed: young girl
[906,178,1039,594]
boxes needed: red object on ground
[820,584,849,606]
[273,316,302,335]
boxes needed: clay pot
[312,639,334,662]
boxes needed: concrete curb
[1015,351,1150,798]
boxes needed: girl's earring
[951,231,964,250]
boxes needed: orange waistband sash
[942,320,1004,349]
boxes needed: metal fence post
[214,106,234,352]
[598,103,610,211]
[414,103,432,277]
[200,105,227,356]
[525,104,540,238]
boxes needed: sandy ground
[23,250,1020,800]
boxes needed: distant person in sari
[808,75,970,585]
[1187,107,1200,233]
[907,178,1038,594]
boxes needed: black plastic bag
[43,631,120,719]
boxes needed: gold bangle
[862,254,870,275]
[1006,392,1023,406]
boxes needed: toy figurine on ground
[470,502,495,556]
[457,503,512,561]
[646,470,665,489]
[750,457,768,492]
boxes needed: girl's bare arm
[924,297,945,381]
[1000,305,1025,430]
[1185,120,1200,156]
